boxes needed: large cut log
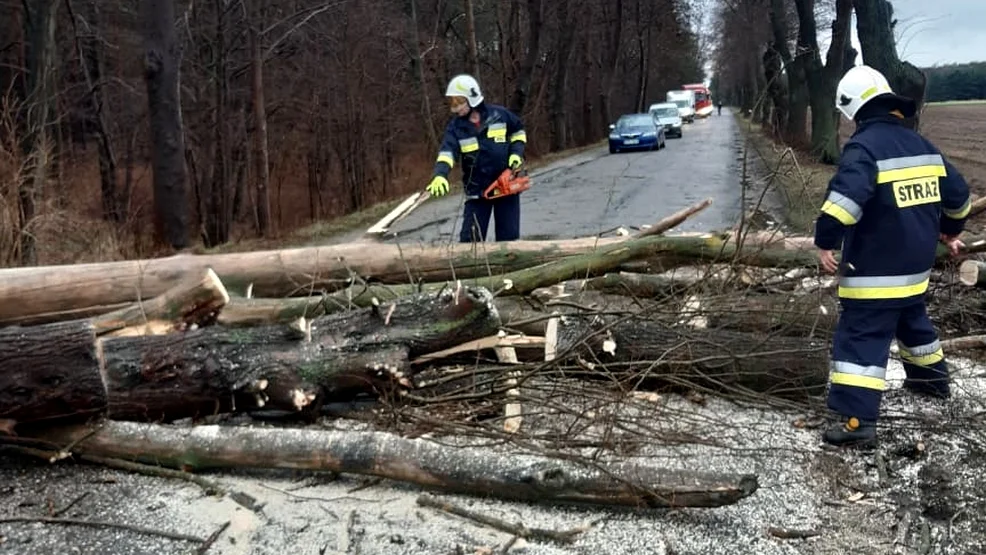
[555,314,830,399]
[91,268,230,336]
[23,420,759,509]
[1,288,501,427]
[0,321,106,427]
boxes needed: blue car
[608,113,666,154]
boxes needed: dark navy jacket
[432,102,527,198]
[814,113,971,306]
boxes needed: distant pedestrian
[717,102,722,116]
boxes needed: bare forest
[0,0,705,265]
[710,0,925,164]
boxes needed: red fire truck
[682,83,713,118]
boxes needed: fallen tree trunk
[555,314,830,400]
[21,420,760,509]
[3,232,981,328]
[1,287,501,428]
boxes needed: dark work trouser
[827,301,950,422]
[459,194,521,243]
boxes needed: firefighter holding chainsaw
[814,65,971,448]
[426,74,530,242]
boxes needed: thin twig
[51,491,91,517]
[0,516,205,543]
[195,521,231,555]
[416,494,589,544]
[80,455,225,496]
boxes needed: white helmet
[836,65,910,120]
[446,74,484,108]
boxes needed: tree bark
[248,0,272,237]
[556,314,830,400]
[0,320,105,427]
[67,0,121,222]
[24,420,760,509]
[798,0,852,164]
[598,0,623,131]
[142,0,189,249]
[19,0,61,264]
[0,287,501,427]
[508,0,542,114]
[852,0,926,130]
[408,0,437,145]
[768,0,808,146]
[549,0,576,151]
[463,0,481,79]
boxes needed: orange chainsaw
[482,167,532,200]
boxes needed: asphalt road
[365,107,764,245]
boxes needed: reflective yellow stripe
[509,130,527,143]
[461,143,479,153]
[821,200,858,225]
[838,278,929,299]
[943,198,971,219]
[877,164,947,184]
[437,154,455,167]
[831,372,886,391]
[459,138,479,153]
[901,348,944,367]
[860,86,879,100]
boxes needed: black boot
[822,416,877,448]
[903,378,950,400]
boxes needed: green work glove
[508,154,523,170]
[426,175,449,197]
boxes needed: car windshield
[617,115,654,129]
[652,107,678,118]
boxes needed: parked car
[648,102,683,138]
[608,113,666,154]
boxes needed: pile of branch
[4,199,986,512]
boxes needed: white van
[666,90,696,123]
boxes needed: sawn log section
[0,287,500,428]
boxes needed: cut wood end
[245,283,254,300]
[204,268,231,305]
[291,389,318,410]
[959,260,979,286]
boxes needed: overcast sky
[844,0,986,67]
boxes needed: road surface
[360,107,779,245]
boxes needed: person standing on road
[425,74,528,243]
[814,65,971,448]
[717,102,722,115]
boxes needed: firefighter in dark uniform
[426,74,527,243]
[814,65,971,447]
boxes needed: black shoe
[822,416,877,448]
[903,379,950,400]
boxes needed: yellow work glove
[426,175,449,197]
[508,154,523,170]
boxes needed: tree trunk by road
[769,0,808,146]
[798,0,852,164]
[142,0,189,250]
[853,0,926,130]
[407,0,437,146]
